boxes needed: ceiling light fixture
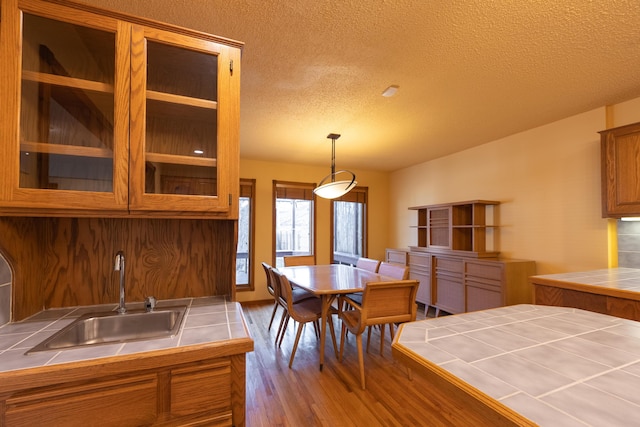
[382,85,399,97]
[313,133,357,199]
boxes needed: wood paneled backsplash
[0,217,236,321]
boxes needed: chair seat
[292,298,324,323]
[292,287,316,303]
[344,292,362,305]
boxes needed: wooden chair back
[355,257,381,273]
[283,255,316,267]
[262,262,275,297]
[361,280,419,330]
[377,262,409,280]
[268,267,287,308]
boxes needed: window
[273,181,316,268]
[331,187,368,265]
[236,179,255,290]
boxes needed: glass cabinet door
[129,26,238,215]
[20,13,115,192]
[145,40,218,196]
[0,1,129,212]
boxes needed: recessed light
[382,85,399,97]
[194,149,204,155]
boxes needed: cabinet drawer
[408,252,430,267]
[5,375,158,427]
[434,257,463,274]
[386,249,408,265]
[465,261,503,280]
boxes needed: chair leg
[289,322,305,368]
[366,326,372,353]
[268,302,279,330]
[379,323,386,355]
[278,314,290,348]
[275,310,287,345]
[339,322,347,362]
[356,333,365,390]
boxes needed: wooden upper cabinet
[0,0,242,218]
[600,122,640,218]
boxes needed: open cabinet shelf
[409,200,499,258]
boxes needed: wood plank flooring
[241,301,460,427]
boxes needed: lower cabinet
[464,259,537,312]
[407,251,432,307]
[434,256,464,314]
[4,375,161,427]
[1,353,247,427]
[408,248,536,315]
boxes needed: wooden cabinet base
[0,344,252,427]
[392,344,535,427]
[534,283,640,321]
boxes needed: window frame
[330,186,368,265]
[272,180,317,267]
[236,178,255,291]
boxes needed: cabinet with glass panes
[0,0,241,218]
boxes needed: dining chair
[283,255,316,266]
[355,257,381,273]
[344,258,381,308]
[377,261,409,280]
[263,263,316,345]
[338,279,419,389]
[367,261,411,352]
[262,262,280,331]
[270,268,338,368]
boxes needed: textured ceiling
[78,0,640,172]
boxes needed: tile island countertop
[530,268,640,321]
[393,304,640,427]
[0,296,250,373]
[530,267,640,299]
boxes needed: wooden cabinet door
[0,0,130,214]
[433,256,464,313]
[4,375,158,427]
[408,251,431,306]
[600,122,640,217]
[128,24,240,217]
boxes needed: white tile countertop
[0,296,249,373]
[393,304,640,427]
[530,268,640,296]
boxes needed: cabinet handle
[230,60,234,75]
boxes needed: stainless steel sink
[26,306,187,354]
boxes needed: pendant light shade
[313,133,357,199]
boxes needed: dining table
[279,263,393,370]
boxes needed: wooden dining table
[279,263,392,370]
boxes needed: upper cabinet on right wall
[600,121,640,218]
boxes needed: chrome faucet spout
[114,251,126,314]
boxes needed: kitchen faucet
[114,251,126,314]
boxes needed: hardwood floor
[241,301,459,427]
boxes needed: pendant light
[313,133,357,199]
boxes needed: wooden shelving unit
[409,200,499,258]
[407,200,535,315]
